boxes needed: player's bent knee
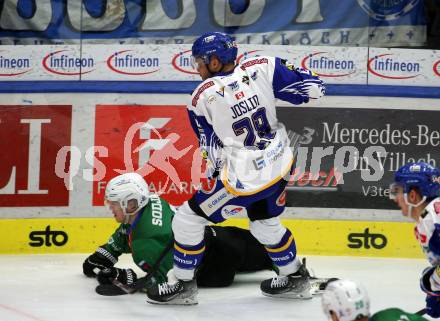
[172,202,208,245]
[250,217,287,245]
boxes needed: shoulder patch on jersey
[240,58,268,70]
[216,86,225,97]
[227,81,239,91]
[192,81,215,107]
[242,75,250,85]
[435,202,440,215]
[280,58,295,70]
[415,226,427,244]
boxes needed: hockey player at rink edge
[83,172,274,293]
[389,162,440,318]
[146,31,326,305]
[321,279,429,321]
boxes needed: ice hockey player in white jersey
[146,31,325,305]
[390,162,440,318]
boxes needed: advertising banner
[280,107,440,209]
[0,105,72,206]
[93,104,200,206]
[0,93,439,222]
[0,217,422,258]
[0,0,426,47]
[1,44,439,87]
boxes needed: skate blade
[261,291,312,300]
[147,298,198,306]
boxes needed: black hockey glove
[97,267,138,286]
[82,247,118,277]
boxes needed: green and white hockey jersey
[101,194,175,283]
[370,308,428,321]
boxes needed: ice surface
[0,254,433,321]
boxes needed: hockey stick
[96,239,174,296]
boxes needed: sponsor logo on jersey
[171,50,198,75]
[356,0,420,21]
[235,91,245,100]
[276,190,286,206]
[221,205,244,219]
[216,86,225,97]
[253,156,266,170]
[242,75,250,85]
[368,54,420,79]
[192,81,214,106]
[301,52,356,78]
[434,60,440,77]
[240,57,269,70]
[347,228,387,249]
[250,70,258,80]
[0,50,32,76]
[227,81,239,91]
[107,50,160,75]
[42,50,95,75]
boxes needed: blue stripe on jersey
[187,110,224,177]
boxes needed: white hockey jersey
[415,197,440,265]
[187,55,325,195]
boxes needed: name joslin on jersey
[0,50,32,77]
[106,50,160,75]
[42,49,95,76]
[368,54,421,80]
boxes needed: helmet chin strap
[122,203,140,224]
[404,193,427,218]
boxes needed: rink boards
[0,217,422,258]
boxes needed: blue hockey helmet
[191,32,238,65]
[391,162,440,200]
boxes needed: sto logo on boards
[347,228,387,249]
[29,225,68,247]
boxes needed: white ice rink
[0,254,434,321]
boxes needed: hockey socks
[264,229,299,275]
[173,240,205,280]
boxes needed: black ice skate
[146,279,198,305]
[260,263,312,299]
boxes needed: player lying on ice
[83,172,276,295]
[145,31,326,305]
[389,162,440,318]
[322,279,429,321]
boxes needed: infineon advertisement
[0,45,438,86]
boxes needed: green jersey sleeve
[101,224,131,258]
[370,308,429,321]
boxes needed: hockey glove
[97,267,137,286]
[426,295,440,318]
[82,247,118,277]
